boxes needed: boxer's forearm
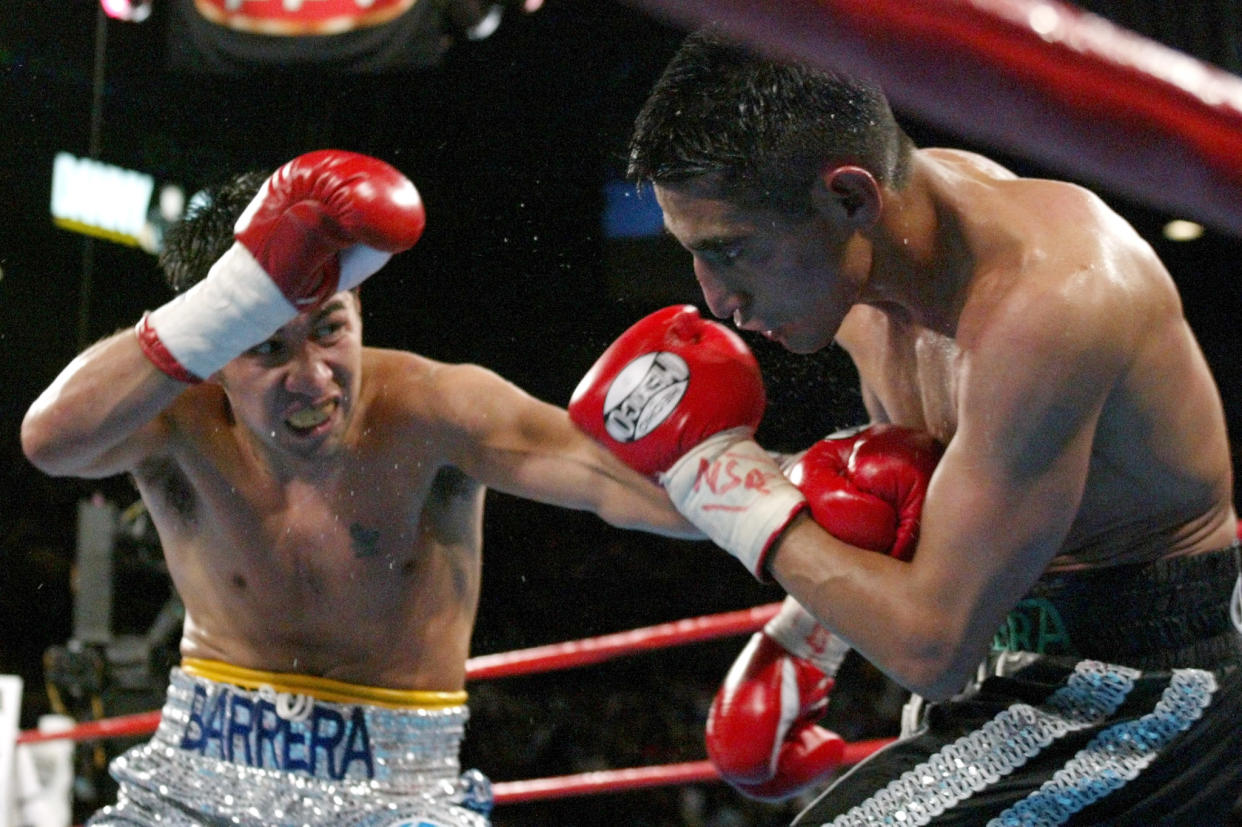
[22,329,181,478]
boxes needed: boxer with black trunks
[571,27,1241,824]
[20,150,696,826]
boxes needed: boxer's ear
[812,165,881,230]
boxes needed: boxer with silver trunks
[21,150,697,825]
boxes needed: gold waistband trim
[181,658,468,709]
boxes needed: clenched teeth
[287,401,334,429]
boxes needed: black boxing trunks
[87,659,493,826]
[793,544,1242,826]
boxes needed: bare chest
[850,321,962,444]
[149,465,418,591]
[256,484,414,587]
[138,445,479,609]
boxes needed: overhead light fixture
[1162,219,1204,242]
[101,0,153,21]
[101,0,152,22]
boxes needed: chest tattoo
[349,523,381,558]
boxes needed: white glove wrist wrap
[143,243,297,381]
[338,244,390,291]
[659,428,807,579]
[764,596,850,677]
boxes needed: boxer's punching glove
[785,424,944,562]
[707,595,849,801]
[137,150,426,382]
[568,305,806,579]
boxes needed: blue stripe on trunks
[824,660,1141,826]
[987,668,1216,826]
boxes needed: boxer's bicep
[913,297,1120,657]
[430,364,690,533]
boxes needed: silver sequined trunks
[87,667,492,826]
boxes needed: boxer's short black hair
[159,170,268,294]
[628,26,912,216]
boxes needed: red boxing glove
[138,150,425,382]
[568,305,806,578]
[706,596,849,801]
[567,304,765,477]
[234,149,426,307]
[785,425,943,561]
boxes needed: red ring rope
[16,603,784,746]
[467,601,781,679]
[492,740,894,804]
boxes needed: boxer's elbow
[886,615,987,701]
[21,414,77,477]
[21,406,108,478]
[898,655,976,702]
[21,409,61,472]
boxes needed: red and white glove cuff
[137,243,297,382]
[660,428,807,580]
[764,596,850,677]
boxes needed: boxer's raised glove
[137,150,425,382]
[706,425,942,800]
[568,305,805,579]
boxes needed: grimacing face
[654,180,869,354]
[215,292,364,460]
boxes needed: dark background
[1,2,1240,824]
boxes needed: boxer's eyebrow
[313,299,348,321]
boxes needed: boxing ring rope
[627,0,1242,237]
[492,740,896,805]
[15,602,895,806]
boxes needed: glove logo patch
[602,352,689,443]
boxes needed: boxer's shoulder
[362,346,437,380]
[356,350,519,448]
